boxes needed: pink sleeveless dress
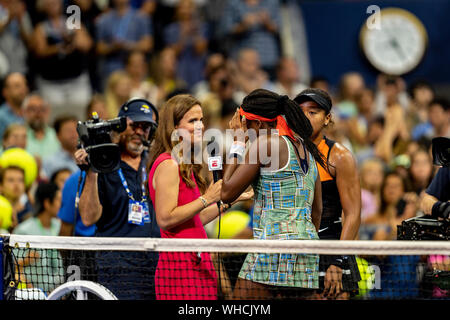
[148,153,217,300]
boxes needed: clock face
[360,8,428,75]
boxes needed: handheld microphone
[207,137,222,210]
[207,136,225,300]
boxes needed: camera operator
[419,137,449,298]
[421,166,450,219]
[420,137,450,220]
[75,98,160,300]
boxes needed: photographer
[419,137,449,298]
[421,166,450,219]
[421,137,450,219]
[75,98,160,300]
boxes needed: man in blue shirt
[412,98,450,141]
[163,0,209,90]
[421,166,450,219]
[57,170,97,285]
[0,0,33,75]
[421,136,450,219]
[58,170,96,237]
[0,72,28,140]
[76,98,160,300]
[220,0,281,78]
[96,0,153,88]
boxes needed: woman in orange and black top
[294,88,362,300]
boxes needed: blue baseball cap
[118,98,158,125]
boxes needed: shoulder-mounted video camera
[77,113,127,173]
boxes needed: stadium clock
[360,7,428,75]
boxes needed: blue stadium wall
[297,0,450,89]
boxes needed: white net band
[5,234,450,255]
[2,234,450,300]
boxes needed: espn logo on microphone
[208,156,223,171]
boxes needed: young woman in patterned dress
[221,88,325,299]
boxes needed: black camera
[77,114,127,173]
[432,137,450,167]
[397,216,450,240]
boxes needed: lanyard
[74,171,86,211]
[117,167,147,203]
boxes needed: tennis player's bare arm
[221,136,261,204]
[329,143,361,240]
[311,175,323,232]
[222,110,294,203]
[222,131,291,202]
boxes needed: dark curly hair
[241,88,326,169]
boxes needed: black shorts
[319,254,361,294]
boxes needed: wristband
[232,153,242,160]
[199,196,208,208]
[329,255,347,269]
[229,141,246,158]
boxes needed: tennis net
[1,235,449,300]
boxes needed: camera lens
[89,144,121,173]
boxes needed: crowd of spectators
[0,0,449,299]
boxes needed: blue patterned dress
[238,136,320,288]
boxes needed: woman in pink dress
[147,94,224,300]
